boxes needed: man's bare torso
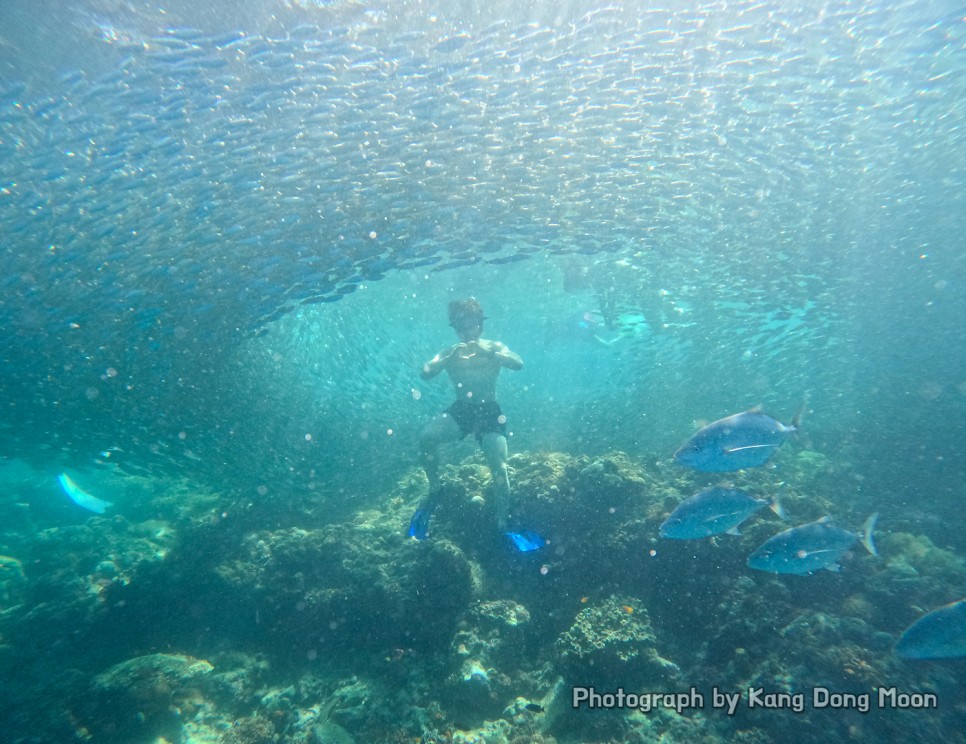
[440,339,505,402]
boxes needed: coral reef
[1,450,964,743]
[79,653,214,743]
[0,554,27,609]
[214,517,475,658]
[555,595,678,688]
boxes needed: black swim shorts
[446,399,507,441]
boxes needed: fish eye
[691,445,701,453]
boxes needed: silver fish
[747,514,878,575]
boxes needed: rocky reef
[555,595,678,689]
[0,450,964,743]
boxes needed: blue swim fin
[408,506,434,540]
[505,530,544,552]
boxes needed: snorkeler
[409,299,542,551]
[571,310,622,347]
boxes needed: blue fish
[895,599,966,660]
[674,408,801,472]
[57,473,113,514]
[408,505,435,541]
[747,513,878,575]
[660,487,786,540]
[505,530,544,552]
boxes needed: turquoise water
[1,1,964,742]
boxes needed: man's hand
[475,340,500,358]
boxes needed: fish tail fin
[768,495,787,520]
[859,512,879,556]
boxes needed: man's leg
[410,413,462,539]
[419,412,462,494]
[481,431,510,532]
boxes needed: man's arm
[421,344,460,379]
[487,341,523,370]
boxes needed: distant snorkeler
[571,310,622,347]
[409,299,543,552]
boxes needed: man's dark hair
[448,298,486,329]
